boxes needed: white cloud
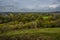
[48,4,59,8]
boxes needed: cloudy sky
[0,0,60,12]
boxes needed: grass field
[0,28,60,40]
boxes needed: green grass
[1,28,60,35]
[0,28,60,40]
[43,16,49,19]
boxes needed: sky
[0,0,60,12]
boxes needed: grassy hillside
[0,12,60,40]
[0,28,60,40]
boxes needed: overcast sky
[0,0,60,12]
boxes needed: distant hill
[54,11,60,13]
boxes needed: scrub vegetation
[0,12,60,40]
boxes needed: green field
[0,28,60,40]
